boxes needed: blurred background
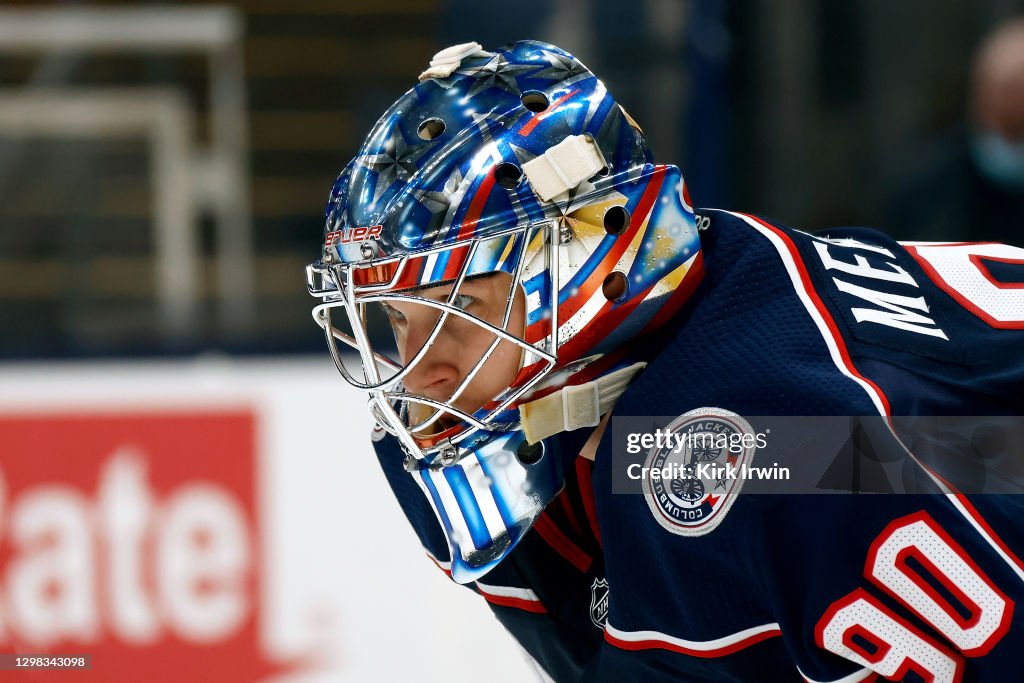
[1,0,1022,358]
[1,1,1023,681]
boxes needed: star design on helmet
[412,167,463,216]
[509,143,538,166]
[458,54,538,97]
[531,49,588,82]
[582,81,608,129]
[356,122,428,203]
[470,111,504,144]
[551,177,599,216]
[592,108,648,183]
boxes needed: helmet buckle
[558,220,575,244]
[436,439,461,467]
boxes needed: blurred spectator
[886,18,1024,243]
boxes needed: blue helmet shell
[322,40,651,263]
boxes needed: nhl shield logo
[641,408,757,537]
[590,578,610,629]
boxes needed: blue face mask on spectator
[971,130,1024,191]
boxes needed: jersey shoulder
[704,210,1024,415]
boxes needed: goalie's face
[384,272,526,429]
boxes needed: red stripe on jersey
[426,552,452,577]
[740,213,893,417]
[954,494,1024,577]
[575,457,602,547]
[740,216,983,500]
[429,554,549,614]
[533,510,593,573]
[556,489,584,538]
[477,592,548,614]
[605,625,782,658]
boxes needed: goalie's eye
[382,302,406,324]
[451,293,476,312]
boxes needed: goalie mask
[307,40,703,582]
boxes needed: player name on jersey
[811,236,949,340]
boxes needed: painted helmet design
[307,40,702,582]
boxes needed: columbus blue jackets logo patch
[590,578,609,629]
[641,408,757,537]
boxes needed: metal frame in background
[0,7,255,342]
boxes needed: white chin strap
[519,362,647,444]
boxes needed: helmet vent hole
[520,91,550,113]
[602,271,629,302]
[417,117,446,140]
[494,162,523,189]
[603,205,630,235]
[516,439,545,465]
[588,166,611,183]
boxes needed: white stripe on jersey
[606,621,781,652]
[797,665,875,683]
[721,210,889,417]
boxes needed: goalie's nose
[400,323,462,401]
[404,358,460,401]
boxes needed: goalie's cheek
[394,317,451,368]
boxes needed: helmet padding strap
[522,134,608,202]
[519,361,646,444]
[418,41,490,81]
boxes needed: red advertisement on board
[0,410,303,682]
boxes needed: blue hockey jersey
[372,209,1024,682]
